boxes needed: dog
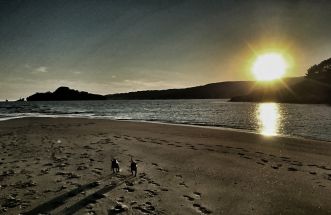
[111,159,120,173]
[130,157,137,177]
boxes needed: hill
[230,58,331,104]
[106,81,259,100]
[26,87,106,101]
[24,70,329,103]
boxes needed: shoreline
[1,115,330,143]
[120,119,331,143]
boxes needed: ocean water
[0,100,330,142]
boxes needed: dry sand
[0,117,330,215]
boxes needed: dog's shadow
[23,174,134,215]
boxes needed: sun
[252,53,287,81]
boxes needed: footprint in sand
[291,162,303,167]
[150,182,161,187]
[123,187,135,192]
[261,159,268,163]
[270,164,282,169]
[152,141,162,145]
[161,188,169,192]
[133,203,156,213]
[320,166,331,170]
[125,181,134,186]
[288,167,298,171]
[193,192,201,198]
[183,195,195,201]
[181,191,210,214]
[256,162,265,166]
[117,196,125,203]
[136,138,147,143]
[157,167,169,172]
[179,182,189,188]
[243,156,252,160]
[144,189,158,197]
[193,203,212,214]
[175,174,183,179]
[151,163,168,172]
[280,156,290,160]
[255,151,264,156]
[91,169,102,175]
[159,140,168,144]
[189,146,198,150]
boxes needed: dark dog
[111,159,120,173]
[130,158,137,177]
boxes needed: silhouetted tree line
[26,87,106,101]
[306,57,331,83]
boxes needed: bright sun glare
[252,53,287,81]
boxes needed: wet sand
[0,117,330,214]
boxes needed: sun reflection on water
[257,103,280,136]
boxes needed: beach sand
[0,117,330,214]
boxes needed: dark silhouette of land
[26,87,106,101]
[25,81,259,101]
[24,77,327,104]
[231,58,331,104]
[106,81,256,100]
[24,58,330,104]
[105,78,312,101]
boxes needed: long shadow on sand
[22,174,130,215]
[56,175,134,215]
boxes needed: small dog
[111,159,120,173]
[130,158,137,177]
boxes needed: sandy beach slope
[0,117,330,214]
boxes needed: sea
[0,100,330,142]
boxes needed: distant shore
[0,117,330,214]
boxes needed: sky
[1,0,331,100]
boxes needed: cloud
[24,64,31,69]
[32,66,48,74]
